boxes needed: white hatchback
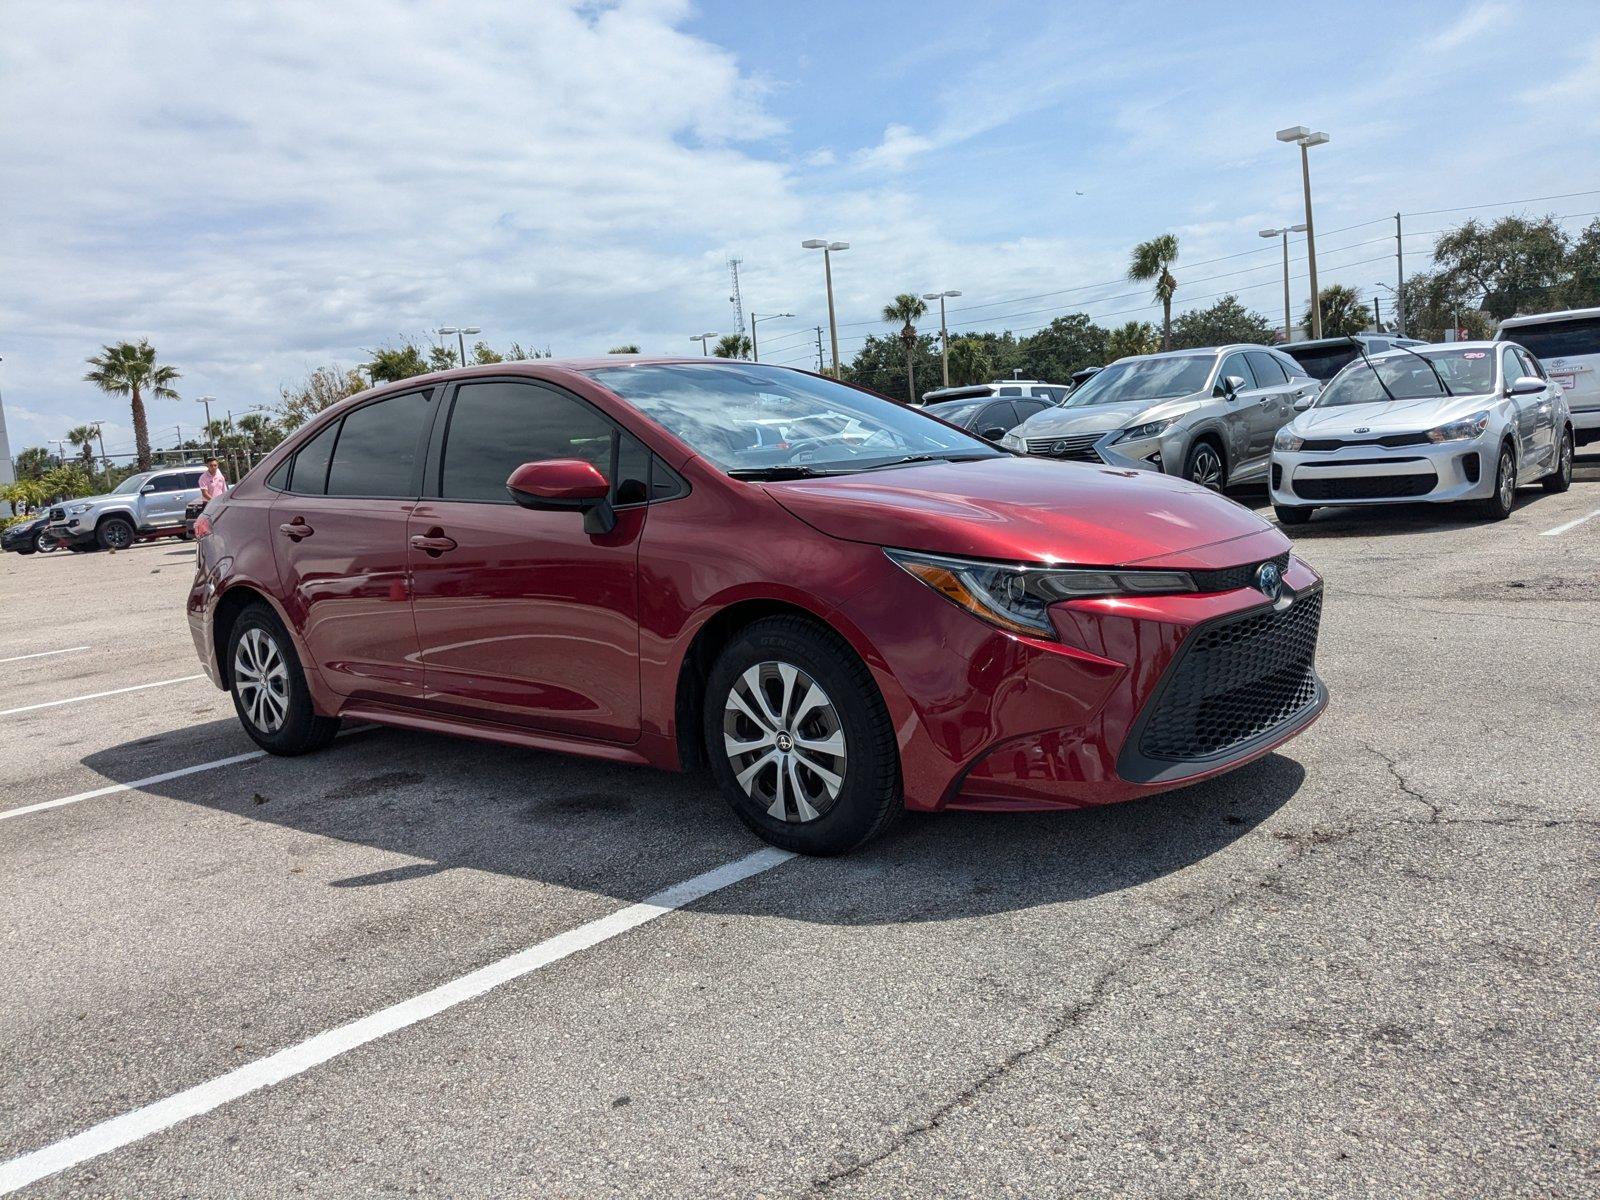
[1496,307,1600,447]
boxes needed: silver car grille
[1026,433,1103,462]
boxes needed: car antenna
[1345,336,1398,403]
[1386,340,1454,396]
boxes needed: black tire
[225,603,341,755]
[1274,504,1314,526]
[35,530,58,553]
[1183,440,1226,492]
[96,516,136,551]
[1542,428,1573,493]
[703,615,900,855]
[1475,444,1517,521]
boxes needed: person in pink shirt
[198,458,229,500]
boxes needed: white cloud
[1426,1,1511,53]
[852,123,938,172]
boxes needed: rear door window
[974,401,1016,434]
[326,391,432,498]
[1246,351,1288,385]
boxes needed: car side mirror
[1214,374,1248,399]
[506,459,616,534]
[1293,395,1315,412]
[1507,375,1544,397]
[980,426,1008,441]
[140,483,156,494]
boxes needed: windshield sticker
[1462,351,1486,359]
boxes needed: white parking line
[0,674,206,717]
[0,646,90,665]
[0,846,795,1195]
[1540,507,1600,537]
[0,750,266,821]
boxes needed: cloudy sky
[3,0,1597,460]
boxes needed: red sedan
[188,359,1326,854]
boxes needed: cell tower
[727,256,746,336]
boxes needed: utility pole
[1372,297,1381,331]
[727,257,746,338]
[1394,212,1405,336]
[814,326,825,374]
[748,311,792,363]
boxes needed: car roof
[1364,339,1501,361]
[1498,306,1600,328]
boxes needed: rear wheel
[1183,441,1226,492]
[704,616,900,855]
[226,604,340,755]
[1475,444,1517,521]
[1542,428,1573,493]
[1274,504,1314,526]
[96,516,135,551]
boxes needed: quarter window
[326,391,431,498]
[287,421,339,495]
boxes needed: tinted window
[997,386,1022,396]
[975,402,1015,434]
[1246,351,1287,385]
[440,381,620,503]
[267,458,291,491]
[288,421,339,495]
[326,391,431,498]
[1218,353,1257,389]
[1503,317,1600,360]
[1283,344,1360,381]
[150,473,191,492]
[1014,399,1051,418]
[1273,350,1314,381]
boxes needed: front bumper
[45,520,98,547]
[1270,434,1496,507]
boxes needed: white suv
[1496,307,1600,446]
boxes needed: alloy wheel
[234,627,290,734]
[722,661,848,824]
[1560,436,1573,484]
[1189,445,1224,491]
[35,531,58,553]
[104,522,132,549]
[1498,450,1516,510]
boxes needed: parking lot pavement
[2,473,1597,1198]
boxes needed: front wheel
[226,604,341,755]
[96,517,135,551]
[1475,445,1516,521]
[35,529,59,553]
[704,616,900,855]
[1274,504,1314,527]
[1183,441,1226,492]
[1542,428,1573,493]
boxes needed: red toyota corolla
[188,359,1326,854]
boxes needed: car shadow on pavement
[1277,489,1575,539]
[82,720,1304,926]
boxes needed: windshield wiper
[855,452,997,471]
[726,464,839,480]
[1346,336,1398,403]
[1388,341,1454,396]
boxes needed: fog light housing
[1461,452,1481,484]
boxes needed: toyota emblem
[1254,561,1283,600]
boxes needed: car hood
[1015,395,1202,439]
[1291,393,1495,436]
[766,456,1283,569]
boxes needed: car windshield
[1317,348,1497,407]
[1285,345,1361,381]
[1062,355,1213,407]
[585,362,1002,476]
[111,473,151,494]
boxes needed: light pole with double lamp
[922,290,962,388]
[748,312,793,363]
[690,332,718,356]
[801,239,848,377]
[1257,225,1308,344]
[436,325,481,367]
[1275,126,1329,338]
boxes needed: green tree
[39,465,93,502]
[279,365,367,430]
[236,413,283,453]
[955,331,1023,379]
[363,343,430,384]
[1128,234,1180,350]
[1432,215,1570,320]
[945,337,994,387]
[472,341,504,365]
[1302,284,1370,339]
[83,339,180,471]
[506,342,550,360]
[844,333,940,402]
[1105,321,1160,361]
[714,333,752,359]
[13,446,53,481]
[1563,219,1600,309]
[607,344,640,355]
[1397,272,1494,341]
[428,344,459,372]
[1016,313,1107,381]
[1171,295,1276,349]
[881,293,929,404]
[65,424,100,471]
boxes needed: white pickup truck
[46,467,205,551]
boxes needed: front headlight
[1115,418,1177,444]
[999,431,1026,452]
[1427,411,1490,443]
[887,549,1196,638]
[68,503,91,515]
[1274,427,1304,452]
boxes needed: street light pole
[690,333,717,356]
[1394,212,1406,336]
[194,395,216,455]
[921,290,962,388]
[802,239,849,377]
[1258,224,1308,343]
[1276,126,1329,339]
[748,312,793,363]
[436,326,481,367]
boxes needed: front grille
[1187,551,1291,594]
[1299,432,1431,452]
[1295,471,1437,500]
[1138,590,1323,762]
[1026,432,1103,462]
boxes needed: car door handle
[278,520,313,540]
[410,532,458,556]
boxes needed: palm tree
[946,337,993,387]
[881,293,929,404]
[65,424,99,472]
[83,340,180,472]
[1303,284,1369,338]
[1128,235,1180,350]
[714,333,752,359]
[1105,321,1161,362]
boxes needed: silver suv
[46,467,205,551]
[999,344,1318,490]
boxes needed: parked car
[920,379,1072,406]
[1,514,59,555]
[1280,334,1427,383]
[999,345,1318,491]
[1269,341,1572,523]
[189,359,1327,855]
[184,497,208,539]
[46,468,204,551]
[924,394,1051,441]
[1496,307,1600,446]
